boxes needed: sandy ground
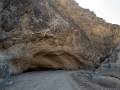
[5,71,82,90]
[3,66,120,90]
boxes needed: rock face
[0,0,120,74]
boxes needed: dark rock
[0,31,8,41]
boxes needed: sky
[75,0,120,25]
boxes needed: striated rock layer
[0,0,120,74]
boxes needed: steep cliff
[0,0,120,74]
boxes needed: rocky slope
[0,0,120,74]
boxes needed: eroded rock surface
[0,0,120,74]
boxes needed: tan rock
[0,0,120,74]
